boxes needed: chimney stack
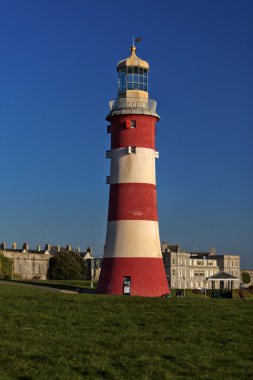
[0,242,6,250]
[45,244,50,252]
[23,243,29,251]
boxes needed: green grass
[2,279,96,291]
[0,284,252,380]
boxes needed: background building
[162,242,240,289]
[0,242,99,281]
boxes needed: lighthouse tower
[97,45,170,297]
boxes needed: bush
[241,272,251,284]
[48,251,88,280]
[0,253,13,279]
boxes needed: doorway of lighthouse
[123,276,131,295]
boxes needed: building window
[194,271,205,277]
[128,146,136,154]
[197,260,204,266]
[231,262,234,267]
[172,270,175,276]
[172,258,175,265]
[130,120,136,128]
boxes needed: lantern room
[117,46,149,99]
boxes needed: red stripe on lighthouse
[110,114,158,150]
[97,257,169,297]
[108,183,158,221]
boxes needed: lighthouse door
[123,276,131,295]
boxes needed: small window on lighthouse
[123,276,131,295]
[130,120,136,128]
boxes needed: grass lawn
[0,284,252,380]
[4,279,96,291]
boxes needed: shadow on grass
[1,279,97,293]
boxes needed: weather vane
[132,36,141,47]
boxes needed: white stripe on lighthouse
[109,147,156,185]
[104,220,162,258]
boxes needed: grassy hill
[0,283,252,380]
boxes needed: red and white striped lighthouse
[97,45,170,297]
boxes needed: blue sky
[0,0,252,267]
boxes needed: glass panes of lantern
[118,67,148,92]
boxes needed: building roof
[161,242,180,253]
[208,271,239,281]
[117,46,149,70]
[190,252,210,256]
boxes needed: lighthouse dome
[117,46,149,70]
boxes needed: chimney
[66,245,71,252]
[12,242,17,250]
[37,245,41,252]
[0,242,6,250]
[45,244,50,252]
[23,243,29,251]
[77,246,81,253]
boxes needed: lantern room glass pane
[133,74,138,82]
[118,67,148,93]
[118,69,126,92]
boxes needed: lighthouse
[97,44,170,297]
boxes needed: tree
[241,272,251,284]
[48,251,87,280]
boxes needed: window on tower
[118,67,148,93]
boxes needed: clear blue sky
[0,0,252,267]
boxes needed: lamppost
[183,275,186,297]
[204,278,208,298]
[90,259,94,288]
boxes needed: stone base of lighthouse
[97,258,168,297]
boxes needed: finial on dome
[131,36,141,53]
[131,36,136,53]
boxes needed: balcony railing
[109,98,157,113]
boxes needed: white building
[162,243,240,290]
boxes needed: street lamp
[204,278,208,298]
